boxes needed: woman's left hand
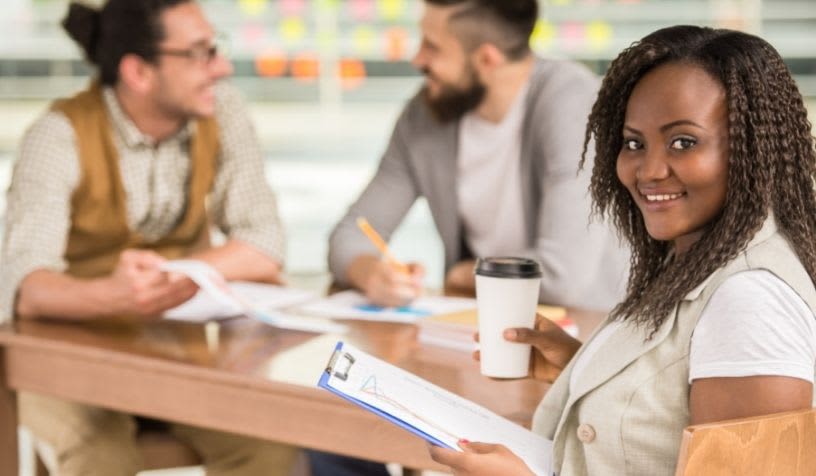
[428,440,536,476]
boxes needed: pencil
[356,217,411,274]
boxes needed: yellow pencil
[356,217,411,274]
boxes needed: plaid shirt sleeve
[207,83,286,265]
[0,111,79,322]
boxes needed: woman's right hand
[474,313,582,383]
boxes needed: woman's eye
[623,139,641,151]
[670,137,696,150]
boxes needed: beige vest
[533,217,816,475]
[51,83,218,278]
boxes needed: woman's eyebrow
[623,120,705,135]
[659,119,704,132]
[623,125,642,135]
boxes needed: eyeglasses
[157,36,230,65]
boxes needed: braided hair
[581,25,816,337]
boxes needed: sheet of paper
[251,309,349,335]
[161,260,315,319]
[164,283,317,321]
[163,289,241,321]
[160,260,345,333]
[295,290,477,323]
[162,260,238,310]
[324,342,552,475]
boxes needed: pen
[356,217,411,275]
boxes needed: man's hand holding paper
[104,249,198,319]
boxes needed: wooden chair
[675,408,816,476]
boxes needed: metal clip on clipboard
[325,347,356,381]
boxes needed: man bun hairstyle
[61,0,191,86]
[62,3,102,63]
[426,0,538,61]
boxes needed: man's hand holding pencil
[348,217,425,308]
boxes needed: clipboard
[318,342,452,448]
[317,341,554,475]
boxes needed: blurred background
[1,0,814,290]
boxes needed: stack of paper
[417,309,479,352]
[418,304,576,352]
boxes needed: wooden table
[0,309,605,475]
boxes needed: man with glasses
[1,1,295,474]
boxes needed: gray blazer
[329,58,629,310]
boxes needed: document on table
[295,290,477,323]
[318,341,553,476]
[164,281,317,320]
[160,260,347,334]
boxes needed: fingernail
[504,329,517,339]
[459,439,469,445]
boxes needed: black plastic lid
[474,257,542,279]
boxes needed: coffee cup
[475,257,542,378]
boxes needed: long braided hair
[581,25,816,337]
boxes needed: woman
[430,25,816,475]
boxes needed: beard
[153,73,216,122]
[421,67,486,123]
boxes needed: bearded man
[328,0,628,312]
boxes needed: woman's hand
[474,313,582,382]
[428,440,535,476]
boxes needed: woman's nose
[636,148,671,182]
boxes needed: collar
[683,213,779,301]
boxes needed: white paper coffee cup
[475,257,542,379]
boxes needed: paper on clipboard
[318,341,552,476]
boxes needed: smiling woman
[616,62,730,254]
[584,26,816,339]
[429,24,816,476]
[558,25,816,475]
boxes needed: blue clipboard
[317,341,454,450]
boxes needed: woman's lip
[640,191,685,200]
[638,191,686,210]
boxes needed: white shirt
[569,270,816,394]
[689,269,816,383]
[457,82,529,258]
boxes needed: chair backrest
[675,408,816,476]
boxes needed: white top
[570,270,816,394]
[456,82,529,259]
[689,269,816,383]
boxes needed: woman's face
[616,62,730,255]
